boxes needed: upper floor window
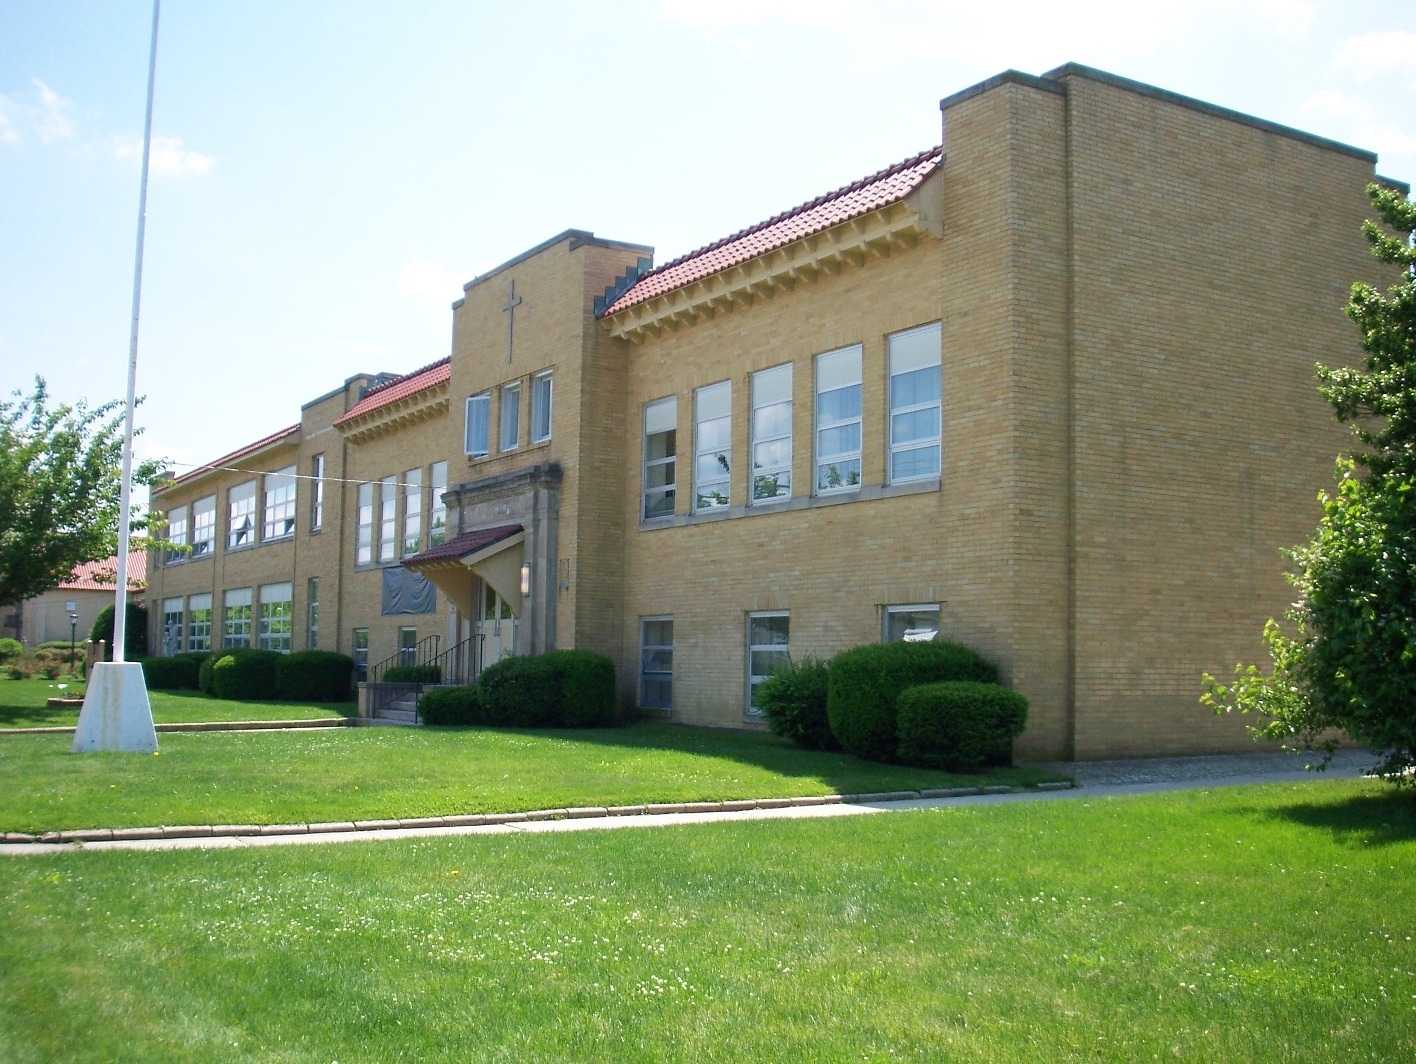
[378,475,397,562]
[164,505,188,564]
[429,461,448,547]
[815,345,862,494]
[228,481,257,549]
[694,381,731,512]
[465,393,490,457]
[643,397,677,520]
[888,322,942,483]
[752,364,792,503]
[356,483,374,565]
[310,454,325,531]
[402,468,422,555]
[263,465,297,540]
[192,496,216,557]
[500,381,521,452]
[531,370,553,443]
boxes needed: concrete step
[373,708,419,725]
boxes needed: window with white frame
[227,481,257,549]
[429,461,447,547]
[643,397,677,520]
[815,345,863,494]
[500,380,520,452]
[640,617,673,710]
[752,364,792,503]
[465,393,491,457]
[888,322,942,483]
[222,587,252,648]
[398,625,418,666]
[257,582,293,652]
[402,468,422,555]
[192,495,216,557]
[379,475,397,562]
[263,465,297,540]
[356,483,374,565]
[306,577,319,650]
[187,593,212,652]
[164,505,188,564]
[161,597,184,656]
[694,381,731,511]
[310,454,325,532]
[884,603,940,643]
[531,370,553,443]
[352,628,369,681]
[746,612,790,717]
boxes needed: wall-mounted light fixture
[520,562,531,597]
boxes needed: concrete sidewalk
[0,747,1378,856]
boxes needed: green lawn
[1,779,1411,1062]
[0,679,353,729]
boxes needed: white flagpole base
[72,662,158,753]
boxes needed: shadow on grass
[0,702,79,727]
[1263,788,1416,848]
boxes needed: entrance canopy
[403,524,524,618]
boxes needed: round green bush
[211,649,280,701]
[0,638,23,662]
[198,653,218,695]
[755,655,837,750]
[477,649,617,728]
[419,685,488,726]
[89,602,148,661]
[827,641,998,762]
[896,681,1029,770]
[140,653,206,691]
[276,650,354,701]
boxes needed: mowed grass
[0,680,353,729]
[1,779,1412,1062]
[0,722,1058,833]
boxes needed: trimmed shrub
[276,651,355,702]
[6,662,31,680]
[477,650,617,728]
[0,638,24,661]
[382,663,441,684]
[827,641,998,762]
[419,685,487,726]
[89,603,148,661]
[896,681,1029,770]
[755,656,837,750]
[211,649,280,701]
[544,649,616,728]
[140,653,207,691]
[198,653,217,695]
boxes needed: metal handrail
[366,634,482,721]
[369,633,441,685]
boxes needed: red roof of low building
[403,524,522,567]
[58,549,147,592]
[335,358,452,426]
[600,146,943,317]
[166,424,300,489]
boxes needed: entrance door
[478,583,517,668]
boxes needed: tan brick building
[147,64,1407,759]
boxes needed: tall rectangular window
[640,617,673,710]
[531,370,553,443]
[465,393,490,457]
[643,397,677,520]
[227,481,257,549]
[500,380,521,452]
[310,454,325,531]
[263,465,297,540]
[429,461,447,547]
[187,593,212,652]
[352,628,369,682]
[378,475,397,562]
[164,505,188,564]
[258,582,293,652]
[888,322,942,483]
[402,468,422,555]
[752,364,792,503]
[815,345,862,494]
[694,381,731,511]
[222,587,252,648]
[161,597,184,656]
[356,483,374,565]
[306,577,320,650]
[192,495,216,557]
[398,626,418,666]
[746,612,790,717]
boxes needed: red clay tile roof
[335,358,452,426]
[58,549,147,591]
[165,424,300,489]
[403,524,522,567]
[600,146,943,318]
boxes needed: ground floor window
[640,617,673,710]
[161,598,183,656]
[884,603,940,643]
[187,593,212,652]
[353,628,369,682]
[398,625,418,666]
[258,582,293,652]
[746,611,790,717]
[306,578,319,650]
[223,588,252,648]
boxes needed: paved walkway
[0,748,1377,857]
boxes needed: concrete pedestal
[72,661,158,753]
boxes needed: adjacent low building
[2,549,147,647]
[146,63,1408,759]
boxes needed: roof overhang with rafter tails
[334,358,452,444]
[597,147,944,344]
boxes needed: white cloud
[1331,30,1416,86]
[397,259,479,301]
[1300,89,1416,158]
[0,79,75,146]
[112,133,215,177]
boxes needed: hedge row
[145,649,354,701]
[418,649,616,729]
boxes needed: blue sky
[3,0,1414,474]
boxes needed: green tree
[0,377,162,617]
[1204,185,1416,784]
